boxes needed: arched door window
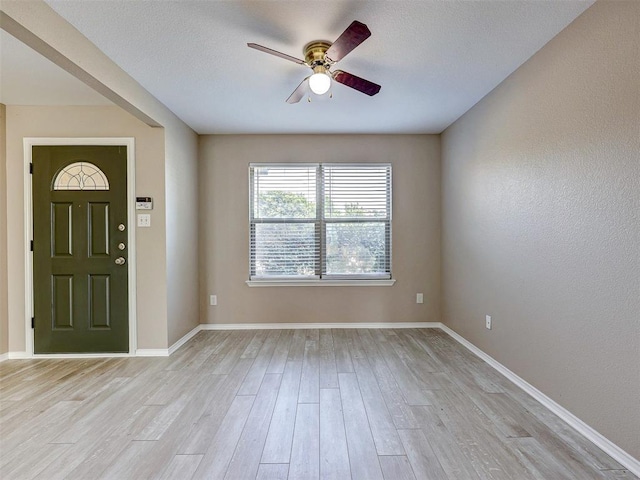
[53,162,110,190]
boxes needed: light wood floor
[0,328,635,480]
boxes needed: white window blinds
[249,163,391,281]
[322,164,391,278]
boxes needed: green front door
[32,145,129,353]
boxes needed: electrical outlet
[486,315,492,330]
[416,293,424,304]
[210,295,217,306]
[137,214,151,227]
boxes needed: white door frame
[23,138,137,357]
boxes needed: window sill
[246,279,396,287]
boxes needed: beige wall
[5,105,168,351]
[441,0,640,459]
[199,134,441,326]
[165,125,200,345]
[0,104,8,355]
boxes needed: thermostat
[136,197,153,210]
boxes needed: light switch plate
[416,293,424,304]
[137,214,151,227]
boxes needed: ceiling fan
[248,20,381,103]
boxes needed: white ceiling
[4,1,595,134]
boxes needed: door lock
[118,223,126,231]
[115,257,126,265]
[118,243,126,250]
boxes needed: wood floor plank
[266,329,293,374]
[602,470,640,479]
[178,358,254,454]
[287,329,307,362]
[319,388,351,479]
[338,372,384,480]
[356,329,420,429]
[508,436,589,480]
[242,330,269,359]
[99,440,157,480]
[0,442,72,480]
[503,385,623,471]
[352,357,405,455]
[238,330,282,395]
[299,340,320,403]
[257,463,289,480]
[432,387,537,480]
[213,331,255,374]
[379,455,417,480]
[319,329,339,389]
[225,374,283,480]
[410,405,481,480]
[261,361,303,464]
[332,329,354,373]
[158,454,203,480]
[397,428,448,480]
[289,402,320,480]
[0,399,82,457]
[191,395,255,479]
[55,374,226,480]
[378,341,432,405]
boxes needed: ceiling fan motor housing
[304,41,333,68]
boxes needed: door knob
[118,224,126,231]
[118,243,126,250]
[115,257,126,265]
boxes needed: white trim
[246,279,396,287]
[23,138,137,357]
[0,352,8,362]
[135,349,169,357]
[200,322,441,330]
[8,351,32,359]
[168,324,202,355]
[439,324,640,477]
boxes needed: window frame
[248,162,394,286]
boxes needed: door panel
[33,145,128,353]
[89,275,110,329]
[51,203,73,256]
[88,203,110,257]
[52,275,74,329]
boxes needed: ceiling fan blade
[247,43,306,65]
[333,70,381,96]
[325,21,371,62]
[286,77,310,104]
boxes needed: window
[249,163,391,283]
[53,162,109,190]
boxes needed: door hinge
[31,317,35,329]
[29,163,33,174]
[30,240,34,251]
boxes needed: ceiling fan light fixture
[248,21,380,103]
[309,70,331,95]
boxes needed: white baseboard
[168,324,202,355]
[8,351,33,359]
[0,352,8,362]
[439,324,640,477]
[135,348,169,357]
[200,322,442,330]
